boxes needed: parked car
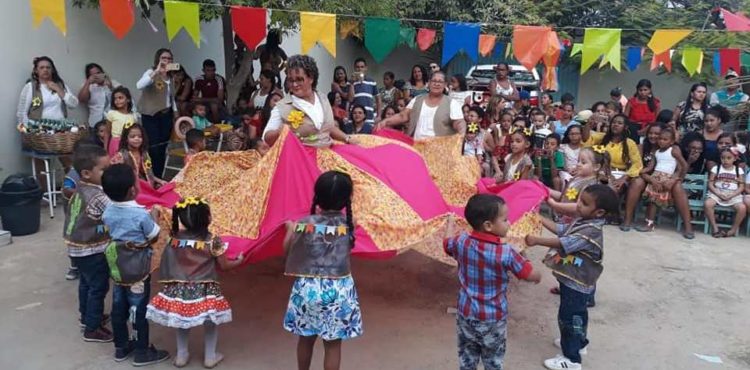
[466,64,540,106]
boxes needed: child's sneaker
[65,267,79,280]
[553,338,588,355]
[114,341,136,362]
[132,345,170,367]
[82,327,113,343]
[544,354,582,370]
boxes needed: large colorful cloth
[139,126,547,263]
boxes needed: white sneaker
[544,354,582,370]
[554,338,588,355]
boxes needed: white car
[465,64,541,105]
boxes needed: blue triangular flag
[493,42,506,58]
[314,224,326,235]
[626,47,642,71]
[441,22,481,66]
[713,51,721,74]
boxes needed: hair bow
[592,145,606,154]
[175,196,208,209]
[467,122,479,134]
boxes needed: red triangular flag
[719,48,741,75]
[720,8,750,32]
[100,0,135,39]
[231,7,267,51]
[416,28,436,52]
[651,50,673,72]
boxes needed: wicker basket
[22,128,87,154]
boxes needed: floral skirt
[283,276,363,341]
[146,282,232,329]
[643,171,673,208]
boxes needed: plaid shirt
[444,231,533,321]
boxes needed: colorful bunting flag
[478,34,497,57]
[416,28,436,51]
[339,19,361,39]
[719,48,741,76]
[231,7,267,51]
[650,50,673,72]
[364,17,400,63]
[713,51,722,74]
[580,28,621,74]
[541,66,558,91]
[300,12,336,57]
[30,0,67,35]
[442,22,480,65]
[100,0,134,39]
[505,43,513,59]
[493,42,506,58]
[720,8,750,32]
[399,26,416,49]
[165,1,200,47]
[681,48,703,77]
[570,43,583,57]
[647,29,692,55]
[626,47,643,71]
[513,25,558,71]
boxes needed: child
[531,109,552,150]
[463,106,485,158]
[490,111,515,176]
[146,197,243,368]
[559,125,584,184]
[185,128,207,165]
[192,102,212,131]
[525,184,620,370]
[282,171,362,370]
[705,148,747,238]
[535,133,565,190]
[63,144,113,342]
[444,194,542,370]
[637,128,688,232]
[101,164,170,365]
[112,123,167,189]
[496,129,533,183]
[94,119,112,154]
[547,147,610,220]
[381,105,398,121]
[105,87,138,158]
[707,132,736,175]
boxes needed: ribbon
[416,28,436,51]
[478,34,497,57]
[647,29,692,55]
[442,22,480,65]
[580,28,621,74]
[719,48,741,76]
[720,8,750,32]
[626,46,643,71]
[681,48,703,77]
[399,26,416,49]
[339,19,361,39]
[230,7,267,51]
[650,50,673,72]
[30,0,66,35]
[100,0,134,39]
[165,1,200,47]
[300,12,336,57]
[364,17,401,63]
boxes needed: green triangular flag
[364,17,401,63]
[399,26,416,49]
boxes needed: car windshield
[470,68,536,83]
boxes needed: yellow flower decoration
[175,196,208,209]
[288,110,305,130]
[124,120,136,130]
[144,157,152,170]
[154,80,165,91]
[467,122,480,134]
[523,127,533,136]
[513,172,521,181]
[592,145,606,154]
[565,187,579,201]
[31,97,42,108]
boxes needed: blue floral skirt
[283,276,363,341]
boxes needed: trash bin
[0,174,42,236]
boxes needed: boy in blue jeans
[525,184,619,370]
[102,164,170,366]
[444,194,541,370]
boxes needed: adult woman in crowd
[330,66,350,109]
[173,65,193,117]
[488,62,519,108]
[17,56,79,125]
[673,82,708,134]
[77,63,118,127]
[251,69,281,110]
[539,92,555,121]
[680,131,706,175]
[136,48,177,178]
[448,74,472,105]
[403,64,429,100]
[602,114,643,196]
[624,79,661,139]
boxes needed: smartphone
[166,63,181,71]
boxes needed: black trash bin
[0,174,43,236]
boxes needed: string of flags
[294,222,349,236]
[29,0,750,77]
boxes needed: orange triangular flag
[513,25,554,71]
[416,28,436,51]
[100,0,135,39]
[478,34,497,57]
[650,50,673,72]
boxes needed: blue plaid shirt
[444,231,533,321]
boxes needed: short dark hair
[73,144,107,173]
[354,57,366,66]
[185,129,204,149]
[546,133,562,145]
[464,194,506,231]
[582,184,619,218]
[102,164,136,202]
[468,106,485,120]
[202,59,216,69]
[172,198,211,239]
[561,92,575,104]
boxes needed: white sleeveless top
[654,147,677,174]
[494,80,515,108]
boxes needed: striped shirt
[444,231,533,321]
[352,77,378,124]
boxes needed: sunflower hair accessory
[565,187,579,201]
[523,127,533,136]
[467,122,479,134]
[124,121,136,130]
[288,110,305,130]
[175,197,208,209]
[592,145,606,154]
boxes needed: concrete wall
[1,2,224,177]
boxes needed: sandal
[682,232,695,240]
[619,225,631,232]
[549,287,560,295]
[635,219,655,233]
[712,230,725,238]
[724,231,737,238]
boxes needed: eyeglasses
[430,80,445,84]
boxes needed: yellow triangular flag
[30,0,66,36]
[301,12,336,57]
[681,48,703,76]
[581,28,621,74]
[647,29,692,55]
[165,1,200,47]
[339,19,361,39]
[570,43,583,57]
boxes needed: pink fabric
[374,128,414,145]
[135,180,180,209]
[108,137,121,158]
[477,178,549,222]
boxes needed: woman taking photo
[77,63,118,127]
[673,82,708,134]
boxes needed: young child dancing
[495,128,534,183]
[445,194,541,370]
[547,147,610,221]
[146,197,244,368]
[525,184,620,370]
[112,122,167,189]
[282,171,362,370]
[101,164,170,366]
[185,128,207,165]
[637,128,688,232]
[705,148,747,237]
[64,145,112,342]
[105,86,139,158]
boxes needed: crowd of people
[15,43,750,370]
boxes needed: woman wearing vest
[136,48,178,179]
[377,71,465,138]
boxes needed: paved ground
[1,212,749,370]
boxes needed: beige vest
[276,92,335,147]
[137,73,174,116]
[407,94,457,137]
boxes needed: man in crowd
[193,59,226,122]
[348,58,381,125]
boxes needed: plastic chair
[163,117,194,179]
[676,174,709,234]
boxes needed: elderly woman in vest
[136,48,177,179]
[17,56,79,125]
[377,71,465,138]
[262,55,355,147]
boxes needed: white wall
[1,2,224,177]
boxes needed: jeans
[558,283,589,364]
[142,110,174,178]
[74,253,110,332]
[112,276,151,352]
[456,315,507,370]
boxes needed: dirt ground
[1,213,749,370]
